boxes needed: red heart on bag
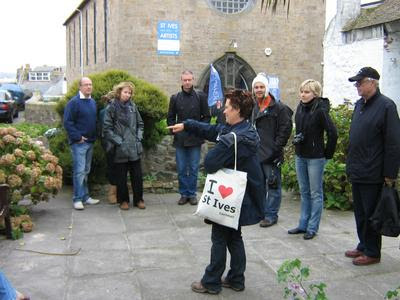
[219,185,233,199]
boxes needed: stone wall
[65,0,326,109]
[24,96,60,126]
[141,135,211,193]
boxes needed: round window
[208,0,254,14]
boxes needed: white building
[323,0,400,111]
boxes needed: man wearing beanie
[251,73,293,227]
[345,67,400,265]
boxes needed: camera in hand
[292,132,305,145]
[268,175,278,189]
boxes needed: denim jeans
[175,146,201,197]
[71,142,94,203]
[0,271,17,300]
[261,163,282,223]
[295,156,326,234]
[201,223,246,293]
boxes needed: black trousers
[105,151,118,185]
[352,182,382,258]
[201,223,246,293]
[115,160,143,205]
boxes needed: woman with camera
[288,79,337,240]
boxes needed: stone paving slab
[0,186,399,299]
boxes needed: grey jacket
[103,99,144,163]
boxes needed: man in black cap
[345,67,400,266]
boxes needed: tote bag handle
[231,132,237,171]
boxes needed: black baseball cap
[348,67,380,82]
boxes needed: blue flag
[208,64,223,107]
[268,75,280,102]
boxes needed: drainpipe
[76,9,84,77]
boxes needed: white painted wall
[324,38,383,105]
[382,32,400,112]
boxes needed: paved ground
[1,187,399,300]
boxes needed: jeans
[261,163,282,223]
[115,160,143,204]
[295,156,326,234]
[201,223,246,293]
[0,271,17,300]
[352,183,382,258]
[175,146,201,197]
[71,142,94,203]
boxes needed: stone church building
[64,0,325,107]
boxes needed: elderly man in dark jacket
[346,67,400,266]
[251,73,293,227]
[167,70,211,205]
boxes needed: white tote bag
[194,132,247,230]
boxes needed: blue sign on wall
[157,21,180,56]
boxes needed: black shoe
[189,196,198,205]
[259,219,277,227]
[288,228,306,234]
[178,196,188,205]
[303,232,316,240]
[221,277,245,292]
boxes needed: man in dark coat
[346,67,400,266]
[167,70,211,205]
[251,73,293,227]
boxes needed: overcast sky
[0,0,81,73]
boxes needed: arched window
[207,0,255,14]
[197,52,256,94]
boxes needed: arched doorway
[197,52,256,94]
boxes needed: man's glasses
[354,78,373,87]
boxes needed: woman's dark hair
[224,89,254,119]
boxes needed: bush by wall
[281,105,353,210]
[51,69,169,184]
[0,127,62,204]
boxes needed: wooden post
[0,184,12,239]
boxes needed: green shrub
[0,122,50,138]
[281,105,353,210]
[51,69,169,184]
[0,127,63,204]
[277,258,328,300]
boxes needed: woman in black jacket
[288,79,338,240]
[103,82,145,210]
[168,89,264,294]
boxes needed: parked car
[0,89,18,123]
[0,83,26,111]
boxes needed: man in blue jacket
[64,77,100,210]
[346,67,400,265]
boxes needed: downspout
[76,9,84,77]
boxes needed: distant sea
[0,72,16,83]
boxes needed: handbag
[194,132,247,230]
[370,183,400,237]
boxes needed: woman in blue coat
[168,89,265,294]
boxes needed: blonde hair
[299,79,322,97]
[101,91,115,104]
[113,81,135,99]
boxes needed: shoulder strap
[230,132,238,170]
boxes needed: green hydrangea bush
[0,127,63,204]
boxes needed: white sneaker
[73,201,84,210]
[85,197,100,205]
